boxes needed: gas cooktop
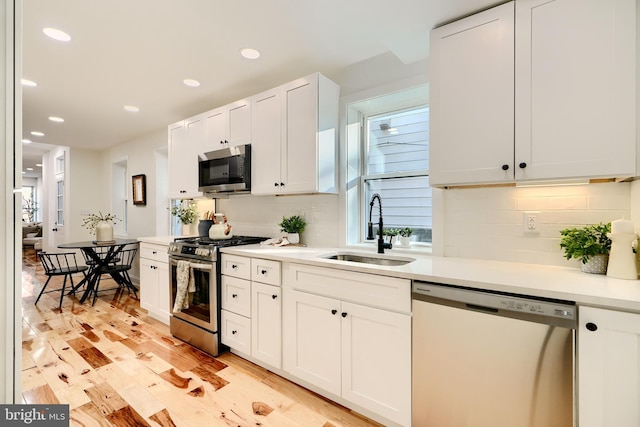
[169,235,269,261]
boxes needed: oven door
[169,256,217,332]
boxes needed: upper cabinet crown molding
[429,0,636,187]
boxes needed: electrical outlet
[523,212,539,233]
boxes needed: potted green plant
[82,212,121,243]
[559,222,612,274]
[171,202,198,235]
[278,215,306,244]
[398,227,413,246]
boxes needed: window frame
[358,104,431,246]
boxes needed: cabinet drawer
[221,309,251,355]
[140,243,168,263]
[283,263,411,313]
[221,254,251,280]
[221,276,251,317]
[252,258,281,286]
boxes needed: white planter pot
[181,222,195,236]
[287,233,300,244]
[95,221,114,243]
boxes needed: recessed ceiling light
[124,105,140,113]
[183,79,200,87]
[22,139,32,144]
[26,167,33,171]
[36,164,43,167]
[240,48,260,59]
[21,79,37,87]
[49,116,64,123]
[21,171,26,175]
[30,131,44,137]
[43,27,71,42]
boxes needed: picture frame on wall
[132,174,146,206]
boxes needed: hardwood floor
[20,249,383,427]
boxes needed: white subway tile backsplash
[443,182,632,267]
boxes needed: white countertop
[221,244,640,313]
[138,235,190,245]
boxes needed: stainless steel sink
[320,252,415,266]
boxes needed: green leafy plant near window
[81,212,121,235]
[171,202,198,225]
[559,222,612,264]
[278,215,306,234]
[399,227,413,238]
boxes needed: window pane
[365,176,432,243]
[367,107,429,175]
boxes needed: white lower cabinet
[220,255,282,367]
[283,263,411,427]
[251,282,281,368]
[578,306,640,427]
[139,243,170,324]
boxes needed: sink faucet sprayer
[367,193,392,254]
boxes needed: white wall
[442,182,632,268]
[103,128,167,239]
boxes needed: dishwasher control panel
[412,281,576,327]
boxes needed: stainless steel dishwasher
[412,281,576,427]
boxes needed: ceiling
[21,0,500,179]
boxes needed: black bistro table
[58,239,139,304]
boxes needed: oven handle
[189,263,213,271]
[169,257,214,271]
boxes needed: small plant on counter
[81,212,121,235]
[171,202,198,225]
[559,222,612,264]
[399,227,413,238]
[278,215,307,234]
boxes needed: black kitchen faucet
[366,193,392,254]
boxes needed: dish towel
[173,260,196,312]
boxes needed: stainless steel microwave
[198,144,251,193]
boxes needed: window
[22,185,37,222]
[346,85,431,246]
[56,179,64,226]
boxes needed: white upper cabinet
[251,73,340,195]
[168,118,203,199]
[515,0,636,181]
[204,98,251,153]
[429,2,515,186]
[430,0,636,187]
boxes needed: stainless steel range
[167,235,267,356]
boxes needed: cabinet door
[282,76,318,193]
[251,282,281,368]
[139,257,158,313]
[155,261,170,324]
[429,2,515,186]
[227,99,251,147]
[251,88,283,194]
[578,306,640,427]
[221,275,251,317]
[221,310,251,355]
[283,289,341,395]
[515,0,636,181]
[168,121,188,198]
[341,302,411,426]
[205,108,227,151]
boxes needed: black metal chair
[36,252,89,308]
[90,247,138,305]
